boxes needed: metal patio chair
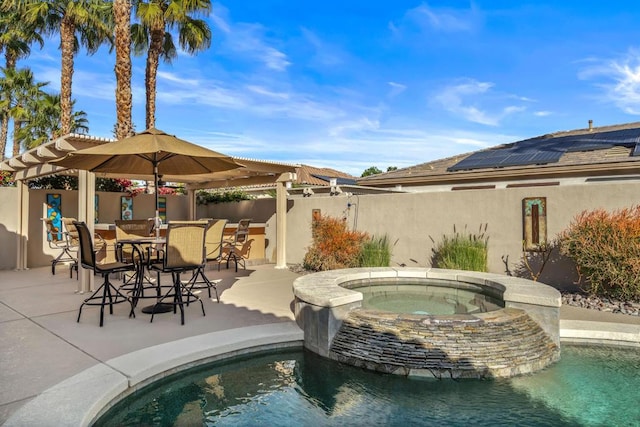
[148,221,208,325]
[74,221,138,327]
[43,217,78,277]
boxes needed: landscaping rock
[561,292,640,317]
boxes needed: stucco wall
[0,187,19,270]
[284,181,639,290]
[0,188,188,269]
[0,180,636,283]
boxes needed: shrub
[431,224,488,272]
[359,234,392,267]
[303,214,369,271]
[558,206,640,300]
[0,171,15,187]
[196,189,253,205]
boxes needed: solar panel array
[448,127,640,172]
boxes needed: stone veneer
[293,267,562,379]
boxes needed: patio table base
[141,303,174,314]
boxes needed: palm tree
[132,0,212,129]
[16,93,89,150]
[17,0,111,136]
[0,8,44,69]
[0,67,48,157]
[0,7,44,159]
[113,0,134,140]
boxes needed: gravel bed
[561,292,640,317]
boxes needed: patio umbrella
[54,127,244,234]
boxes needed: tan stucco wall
[0,187,19,270]
[0,189,188,269]
[0,181,637,288]
[284,181,639,290]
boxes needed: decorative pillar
[187,188,196,220]
[16,179,29,270]
[275,172,295,269]
[77,170,96,293]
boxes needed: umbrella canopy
[54,128,244,235]
[53,127,242,175]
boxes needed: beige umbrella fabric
[53,127,242,175]
[54,127,244,232]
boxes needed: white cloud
[210,4,290,71]
[157,71,199,86]
[392,3,481,35]
[434,79,526,126]
[534,111,552,117]
[388,81,407,97]
[246,85,290,99]
[300,27,345,68]
[579,49,640,114]
[329,117,380,137]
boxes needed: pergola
[0,133,297,292]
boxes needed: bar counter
[93,222,266,264]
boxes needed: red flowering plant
[0,171,16,187]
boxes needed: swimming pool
[94,345,640,426]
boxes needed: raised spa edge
[293,267,562,378]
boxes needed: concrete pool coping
[3,322,304,427]
[560,320,640,347]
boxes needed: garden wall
[284,181,639,290]
[0,180,636,291]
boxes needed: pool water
[356,284,503,315]
[95,345,640,426]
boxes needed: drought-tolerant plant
[359,234,392,267]
[519,239,557,282]
[303,214,369,271]
[558,206,640,301]
[430,224,488,272]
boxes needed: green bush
[196,189,253,205]
[431,224,488,272]
[359,234,392,267]
[558,206,640,301]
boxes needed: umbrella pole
[154,163,160,238]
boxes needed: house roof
[357,122,640,187]
[295,165,357,185]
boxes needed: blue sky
[16,1,640,176]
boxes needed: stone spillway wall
[293,267,562,378]
[329,307,560,379]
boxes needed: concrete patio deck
[1,264,638,425]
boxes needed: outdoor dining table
[115,237,173,314]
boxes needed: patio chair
[182,218,228,301]
[219,218,253,272]
[148,221,207,325]
[74,221,138,327]
[62,217,107,280]
[43,217,78,277]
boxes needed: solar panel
[448,151,510,171]
[447,126,640,171]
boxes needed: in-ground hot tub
[293,267,562,379]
